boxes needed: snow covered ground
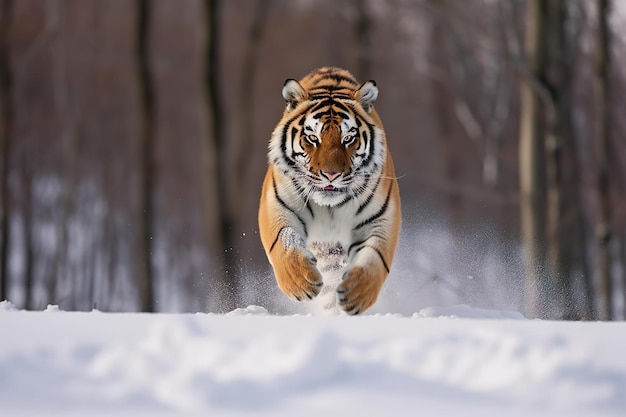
[1,301,625,417]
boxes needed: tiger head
[268,67,387,207]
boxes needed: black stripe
[332,101,351,113]
[319,73,358,85]
[360,124,376,167]
[313,110,331,120]
[272,175,308,236]
[347,243,390,274]
[309,98,334,113]
[357,175,381,214]
[354,182,393,230]
[280,104,315,167]
[310,85,353,93]
[331,101,353,117]
[309,92,353,100]
[269,226,287,253]
[348,241,366,255]
[308,98,353,121]
[347,233,386,255]
[371,247,390,273]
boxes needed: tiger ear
[356,80,378,113]
[282,79,307,109]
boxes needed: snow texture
[1,303,625,417]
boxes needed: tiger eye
[306,135,319,146]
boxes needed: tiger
[258,67,401,315]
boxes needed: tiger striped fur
[258,67,401,315]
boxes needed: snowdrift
[1,301,625,417]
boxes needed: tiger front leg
[269,227,323,301]
[337,245,390,315]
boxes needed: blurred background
[0,0,624,319]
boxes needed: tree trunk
[204,0,237,312]
[136,0,155,312]
[23,169,34,310]
[353,0,370,82]
[49,1,79,308]
[234,0,270,193]
[429,0,464,219]
[519,0,548,318]
[544,0,577,319]
[594,0,613,321]
[0,0,13,302]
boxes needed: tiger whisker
[351,173,405,181]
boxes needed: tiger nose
[321,171,340,182]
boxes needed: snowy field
[1,301,625,417]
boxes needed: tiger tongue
[324,185,335,191]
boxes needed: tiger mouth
[320,185,343,192]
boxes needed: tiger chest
[305,205,355,274]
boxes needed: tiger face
[268,74,386,207]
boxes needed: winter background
[2,1,626,415]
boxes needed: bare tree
[594,0,613,320]
[428,0,464,216]
[136,0,155,312]
[0,0,13,301]
[48,0,80,307]
[234,0,270,191]
[204,0,237,311]
[519,0,549,318]
[22,167,35,309]
[543,0,578,319]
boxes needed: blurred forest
[0,0,624,319]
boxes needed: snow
[1,302,625,417]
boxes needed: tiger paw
[274,249,323,301]
[336,265,384,315]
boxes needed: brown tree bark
[234,0,270,192]
[429,0,464,218]
[544,0,577,319]
[22,168,34,309]
[204,0,237,311]
[508,0,588,319]
[48,1,79,307]
[0,0,13,302]
[594,0,613,321]
[136,0,155,312]
[519,0,548,318]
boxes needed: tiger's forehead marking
[301,69,359,90]
[303,108,356,137]
[304,93,357,134]
[296,68,364,139]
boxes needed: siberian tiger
[258,67,401,315]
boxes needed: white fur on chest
[305,204,355,253]
[305,204,357,313]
